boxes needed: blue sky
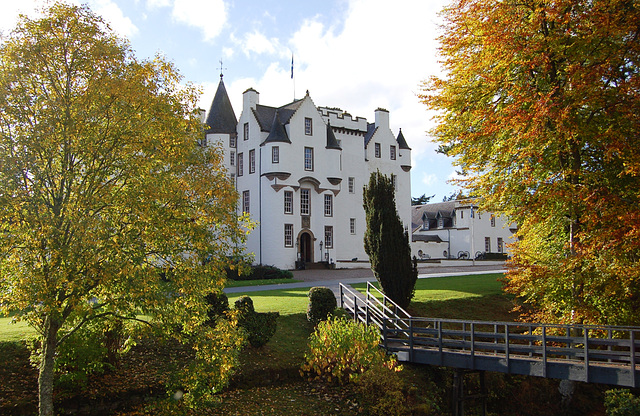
[1,0,460,201]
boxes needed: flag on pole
[291,54,294,79]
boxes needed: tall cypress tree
[363,171,417,309]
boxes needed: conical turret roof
[205,76,237,134]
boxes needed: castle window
[230,135,236,148]
[284,191,293,214]
[284,224,293,247]
[498,237,504,253]
[325,226,333,249]
[230,151,235,167]
[243,122,249,140]
[485,237,491,253]
[324,194,333,217]
[348,177,355,193]
[390,145,396,160]
[375,143,381,158]
[272,146,279,163]
[237,152,243,176]
[242,190,250,214]
[391,174,397,191]
[491,215,496,227]
[300,189,310,215]
[249,149,255,174]
[350,218,356,234]
[305,117,313,135]
[304,147,314,171]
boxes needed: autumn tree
[422,0,640,325]
[363,171,417,309]
[0,4,247,415]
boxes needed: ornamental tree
[363,171,417,309]
[0,4,247,415]
[422,0,640,325]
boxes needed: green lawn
[0,316,36,342]
[0,273,509,343]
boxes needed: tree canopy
[0,4,247,414]
[422,0,640,325]
[411,193,434,206]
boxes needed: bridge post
[631,330,637,388]
[451,369,487,416]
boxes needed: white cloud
[90,0,138,38]
[422,173,438,187]
[0,0,51,34]
[223,0,450,198]
[0,0,136,39]
[171,0,227,42]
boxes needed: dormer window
[422,213,429,230]
[438,218,444,229]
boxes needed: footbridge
[339,282,640,388]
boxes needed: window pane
[249,149,255,174]
[350,218,356,234]
[324,226,333,249]
[284,191,293,214]
[237,153,243,176]
[305,117,312,135]
[300,189,310,215]
[348,177,355,193]
[284,224,293,247]
[324,194,333,217]
[242,190,250,213]
[272,146,279,163]
[304,147,314,171]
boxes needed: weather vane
[218,59,227,78]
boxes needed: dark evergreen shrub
[307,286,337,325]
[234,295,279,348]
[363,171,417,309]
[228,264,293,281]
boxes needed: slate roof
[253,100,303,132]
[411,201,457,231]
[263,110,291,144]
[397,128,411,150]
[364,123,378,147]
[205,77,237,134]
[326,122,342,150]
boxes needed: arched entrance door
[299,232,313,263]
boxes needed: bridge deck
[339,282,640,388]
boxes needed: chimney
[243,88,259,111]
[374,107,389,130]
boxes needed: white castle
[203,76,412,270]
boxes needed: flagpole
[291,53,295,101]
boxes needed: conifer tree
[363,171,417,309]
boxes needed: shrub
[300,317,400,385]
[605,389,640,416]
[229,264,293,281]
[355,364,410,416]
[307,286,337,325]
[30,317,132,387]
[234,295,279,348]
[205,291,229,326]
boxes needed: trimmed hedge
[234,295,279,348]
[228,264,293,281]
[307,287,337,325]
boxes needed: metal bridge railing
[339,282,640,387]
